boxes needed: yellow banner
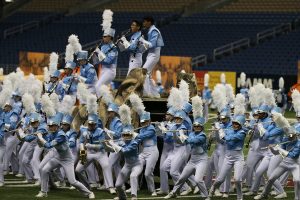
[208,71,236,93]
[19,51,51,75]
[152,56,192,92]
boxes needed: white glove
[277,146,289,157]
[117,36,130,52]
[158,122,167,133]
[95,47,106,62]
[79,143,85,151]
[257,123,266,137]
[104,128,114,140]
[18,128,25,139]
[85,143,100,149]
[178,130,188,143]
[214,122,220,130]
[132,132,138,139]
[37,132,46,145]
[4,123,10,131]
[109,141,122,153]
[219,129,225,139]
[138,37,151,52]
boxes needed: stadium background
[0,0,299,199]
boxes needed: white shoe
[193,186,199,194]
[69,186,76,190]
[0,182,4,187]
[215,189,222,197]
[157,190,169,195]
[35,191,47,198]
[113,197,119,200]
[271,190,277,196]
[254,194,267,200]
[15,173,24,178]
[222,193,229,198]
[88,192,95,199]
[97,184,106,191]
[34,181,41,186]
[274,192,287,199]
[126,188,131,193]
[164,192,176,199]
[90,183,99,189]
[180,187,192,196]
[151,192,157,196]
[244,191,255,196]
[259,186,264,192]
[109,188,117,194]
[242,187,249,192]
[205,198,211,200]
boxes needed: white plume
[31,79,43,103]
[87,94,98,115]
[234,94,246,116]
[0,68,3,76]
[240,72,246,86]
[68,34,82,53]
[41,94,56,117]
[50,93,60,112]
[179,80,190,103]
[279,77,284,89]
[129,93,145,115]
[119,104,132,126]
[253,83,265,106]
[43,67,50,83]
[97,85,114,105]
[204,73,209,86]
[156,70,162,83]
[22,93,36,114]
[273,112,290,129]
[220,73,226,84]
[0,88,13,108]
[264,88,276,107]
[59,95,76,115]
[65,34,82,62]
[65,44,74,63]
[225,84,235,104]
[77,82,90,104]
[102,9,114,31]
[292,90,300,113]
[212,84,227,112]
[191,95,203,119]
[168,87,184,111]
[248,87,259,108]
[49,52,58,75]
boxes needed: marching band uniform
[95,28,118,93]
[127,31,143,75]
[76,51,98,94]
[61,61,78,101]
[36,114,94,198]
[136,112,159,195]
[75,114,115,193]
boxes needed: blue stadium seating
[0,12,299,75]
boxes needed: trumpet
[260,140,295,150]
[79,149,87,164]
[88,39,103,61]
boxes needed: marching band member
[245,89,286,198]
[161,88,192,195]
[36,113,95,198]
[95,10,118,91]
[61,61,78,100]
[129,93,159,196]
[164,96,208,199]
[202,73,212,122]
[254,119,300,200]
[75,50,98,94]
[125,20,143,75]
[105,102,123,180]
[103,104,143,200]
[141,16,164,98]
[208,94,247,200]
[75,94,115,194]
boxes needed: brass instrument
[79,149,87,165]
